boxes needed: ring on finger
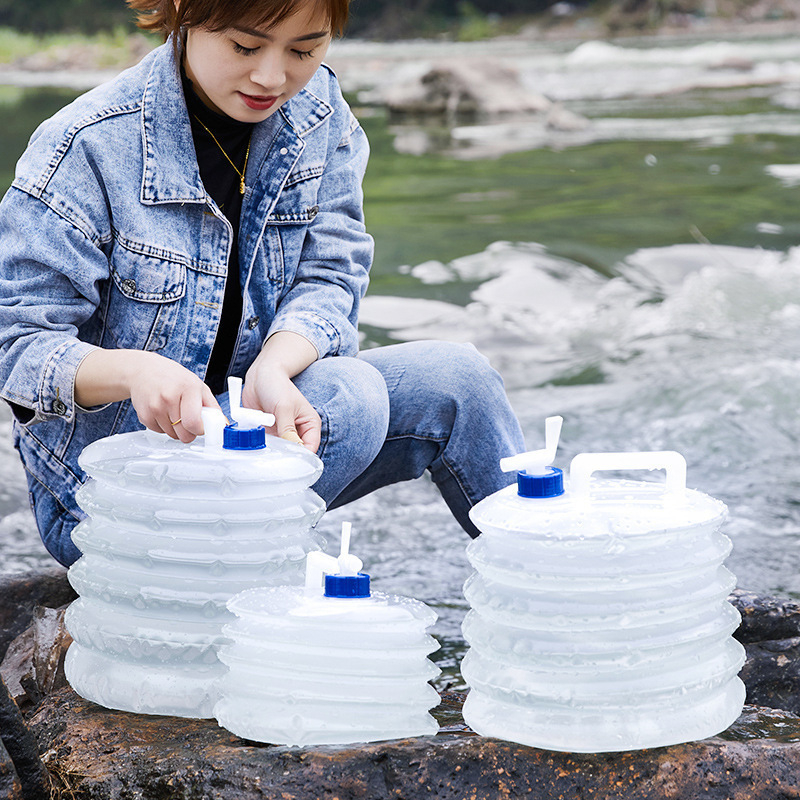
[170,418,182,426]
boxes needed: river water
[1,31,800,683]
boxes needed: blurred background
[2,0,800,685]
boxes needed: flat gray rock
[6,569,800,798]
[26,688,800,800]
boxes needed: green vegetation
[347,0,552,39]
[0,0,132,34]
[0,0,683,40]
[0,25,156,67]
[0,0,775,41]
[0,0,552,39]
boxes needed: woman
[0,0,525,567]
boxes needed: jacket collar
[278,80,333,138]
[140,42,204,204]
[139,42,333,205]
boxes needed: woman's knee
[397,340,506,409]
[296,356,390,460]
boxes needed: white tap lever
[337,521,363,577]
[304,551,340,595]
[227,376,276,429]
[201,407,229,450]
[303,521,363,594]
[500,416,563,476]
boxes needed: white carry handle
[569,451,687,499]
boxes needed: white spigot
[499,416,563,476]
[201,377,276,450]
[337,521,363,577]
[303,521,364,594]
[200,407,229,449]
[304,551,340,594]
[228,376,276,429]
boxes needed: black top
[183,71,255,395]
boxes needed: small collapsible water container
[214,523,441,745]
[64,378,325,718]
[461,417,745,753]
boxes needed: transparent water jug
[214,523,441,745]
[461,417,745,752]
[64,379,325,718]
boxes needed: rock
[384,59,552,117]
[0,570,74,799]
[25,687,800,800]
[708,56,755,71]
[0,737,22,800]
[740,637,800,715]
[8,571,800,798]
[1,605,73,710]
[31,606,72,699]
[729,589,800,714]
[546,103,590,131]
[0,678,49,800]
[730,589,800,643]
[0,625,34,705]
[0,567,76,662]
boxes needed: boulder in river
[384,59,554,117]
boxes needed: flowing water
[2,32,800,685]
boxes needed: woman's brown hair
[127,0,349,40]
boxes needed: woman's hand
[242,331,320,452]
[75,349,220,443]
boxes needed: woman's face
[183,1,332,122]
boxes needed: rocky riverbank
[3,568,800,799]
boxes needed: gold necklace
[193,115,252,195]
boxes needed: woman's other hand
[242,331,320,452]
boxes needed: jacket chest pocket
[267,166,323,226]
[100,239,187,353]
[264,166,322,286]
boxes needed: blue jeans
[30,341,525,565]
[296,341,525,538]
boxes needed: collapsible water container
[64,378,325,718]
[214,523,441,745]
[461,417,745,752]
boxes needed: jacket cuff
[267,310,350,360]
[31,340,99,424]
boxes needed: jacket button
[247,315,260,330]
[308,205,319,219]
[280,147,289,155]
[53,399,67,416]
[121,278,136,293]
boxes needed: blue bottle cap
[517,466,564,498]
[324,572,371,598]
[223,423,266,451]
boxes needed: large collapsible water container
[461,417,745,752]
[64,379,325,718]
[214,523,441,745]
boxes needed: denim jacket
[0,41,373,550]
